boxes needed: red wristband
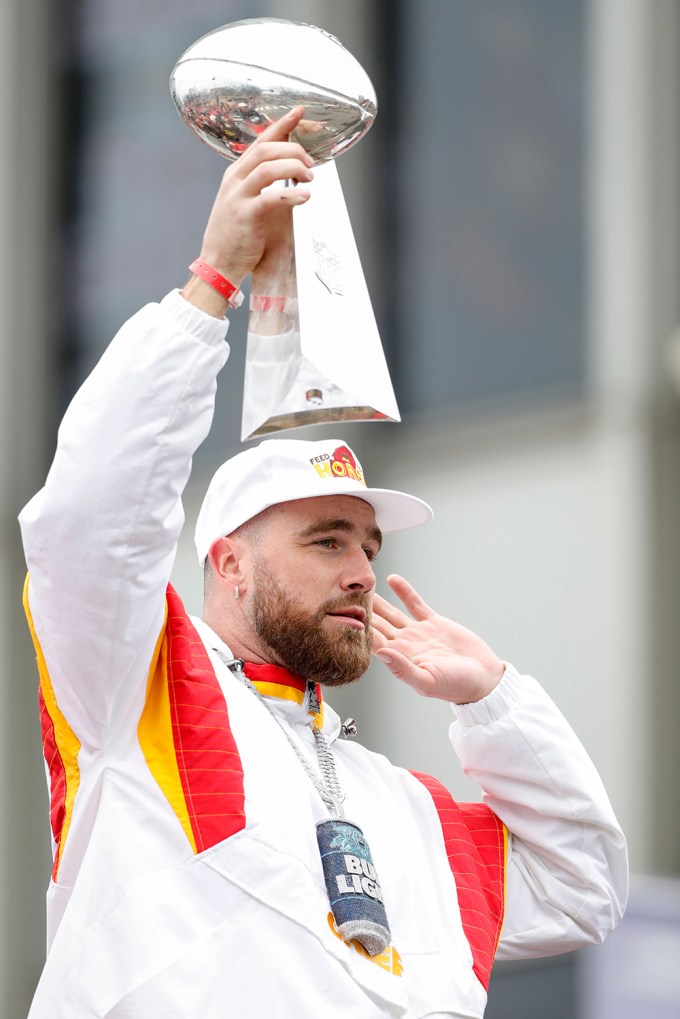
[188,258,244,309]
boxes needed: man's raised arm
[372,573,628,956]
[19,108,314,744]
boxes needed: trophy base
[248,406,396,439]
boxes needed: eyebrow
[297,516,383,550]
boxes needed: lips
[325,605,368,629]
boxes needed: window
[390,0,587,422]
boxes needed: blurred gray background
[2,0,680,1015]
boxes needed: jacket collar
[242,661,325,729]
[190,617,338,735]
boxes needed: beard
[252,562,372,686]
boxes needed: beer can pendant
[317,818,391,955]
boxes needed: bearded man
[19,109,627,1019]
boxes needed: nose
[340,547,376,594]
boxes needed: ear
[207,535,246,598]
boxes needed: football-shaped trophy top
[170,18,377,164]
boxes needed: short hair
[202,511,269,601]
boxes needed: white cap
[194,437,433,564]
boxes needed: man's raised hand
[182,107,313,315]
[371,575,505,704]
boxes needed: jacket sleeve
[450,664,629,959]
[19,290,230,745]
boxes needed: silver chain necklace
[217,654,346,817]
[215,651,392,956]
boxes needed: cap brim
[358,487,433,534]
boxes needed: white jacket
[19,290,628,1018]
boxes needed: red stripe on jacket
[165,586,246,852]
[411,771,506,990]
[39,687,67,881]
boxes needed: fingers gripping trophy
[170,17,400,440]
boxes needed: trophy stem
[241,163,400,441]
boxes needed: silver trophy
[170,18,400,440]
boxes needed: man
[20,109,627,1018]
